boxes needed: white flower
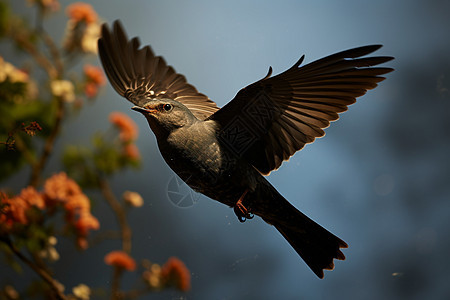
[51,80,75,102]
[72,284,90,300]
[122,191,144,207]
[38,236,60,262]
[81,23,101,54]
[0,56,29,83]
[63,20,101,54]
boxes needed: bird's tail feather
[264,197,347,278]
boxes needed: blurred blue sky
[3,0,450,299]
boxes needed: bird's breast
[157,123,254,206]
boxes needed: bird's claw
[234,192,253,223]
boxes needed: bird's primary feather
[209,45,394,174]
[98,21,219,120]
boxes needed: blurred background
[2,0,450,299]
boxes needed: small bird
[98,20,393,278]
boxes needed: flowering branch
[0,236,67,300]
[1,1,191,298]
[22,8,66,188]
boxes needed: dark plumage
[98,20,394,278]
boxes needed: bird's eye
[163,104,172,112]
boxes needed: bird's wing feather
[209,45,394,175]
[98,20,219,120]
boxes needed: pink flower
[161,257,191,292]
[109,112,139,142]
[104,251,136,271]
[66,2,98,24]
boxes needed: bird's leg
[233,189,254,223]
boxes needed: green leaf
[62,145,99,188]
[0,80,27,102]
[0,144,30,181]
[0,96,57,182]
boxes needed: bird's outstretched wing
[98,20,219,120]
[209,45,394,175]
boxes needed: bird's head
[132,99,198,138]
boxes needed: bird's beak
[131,106,156,114]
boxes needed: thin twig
[12,134,37,165]
[29,97,65,187]
[98,178,133,300]
[98,178,132,253]
[90,230,122,247]
[111,266,123,300]
[36,8,64,75]
[12,33,58,79]
[118,288,151,300]
[42,31,64,75]
[0,236,67,300]
[1,126,36,162]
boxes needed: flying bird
[98,20,394,278]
